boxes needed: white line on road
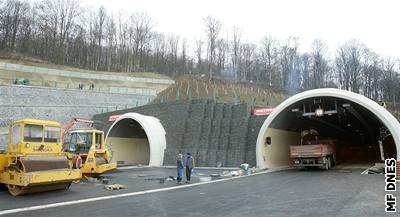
[118,165,239,170]
[0,167,290,216]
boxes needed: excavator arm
[62,117,94,142]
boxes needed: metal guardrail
[0,62,174,85]
[110,86,157,95]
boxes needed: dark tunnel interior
[269,97,397,166]
[106,119,150,166]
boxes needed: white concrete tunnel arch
[256,88,400,169]
[105,113,166,167]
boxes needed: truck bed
[290,144,335,158]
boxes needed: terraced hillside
[154,75,287,107]
[0,55,173,94]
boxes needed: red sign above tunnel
[108,115,121,122]
[253,107,275,116]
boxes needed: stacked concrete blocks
[94,100,264,167]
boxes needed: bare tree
[130,12,153,71]
[260,35,277,86]
[240,43,256,82]
[195,39,203,73]
[381,57,397,103]
[310,39,329,88]
[231,26,241,83]
[181,38,187,74]
[167,34,179,76]
[36,0,80,62]
[0,0,29,51]
[203,16,221,79]
[300,53,311,90]
[216,38,227,73]
[280,37,299,91]
[95,6,106,70]
[335,40,364,93]
[105,14,116,71]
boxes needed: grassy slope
[154,75,287,107]
[0,53,172,91]
[0,53,171,80]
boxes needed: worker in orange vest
[73,153,82,169]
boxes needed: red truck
[290,129,336,170]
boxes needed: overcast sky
[81,0,400,58]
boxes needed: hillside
[154,75,287,107]
[0,53,173,95]
[154,75,400,122]
[0,53,172,79]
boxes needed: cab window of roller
[24,124,43,142]
[44,126,60,143]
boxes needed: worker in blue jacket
[176,153,184,184]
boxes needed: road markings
[118,165,239,170]
[0,167,290,216]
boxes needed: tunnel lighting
[315,108,324,117]
[347,123,351,127]
[291,108,300,112]
[342,103,351,108]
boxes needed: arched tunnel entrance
[256,89,400,169]
[105,113,166,167]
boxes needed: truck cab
[290,129,336,170]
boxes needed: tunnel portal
[105,113,166,167]
[256,89,400,169]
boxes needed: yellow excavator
[0,119,81,196]
[62,117,117,176]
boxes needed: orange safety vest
[74,155,82,169]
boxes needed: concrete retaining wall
[94,100,267,167]
[0,85,154,150]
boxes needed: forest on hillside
[0,0,399,104]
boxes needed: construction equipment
[64,129,117,175]
[62,117,116,176]
[0,119,81,196]
[290,129,336,170]
[62,117,94,141]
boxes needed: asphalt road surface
[1,167,396,217]
[0,167,227,210]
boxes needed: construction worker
[185,153,195,183]
[240,163,250,176]
[73,153,82,169]
[176,153,184,184]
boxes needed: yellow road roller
[0,119,81,196]
[64,129,117,176]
